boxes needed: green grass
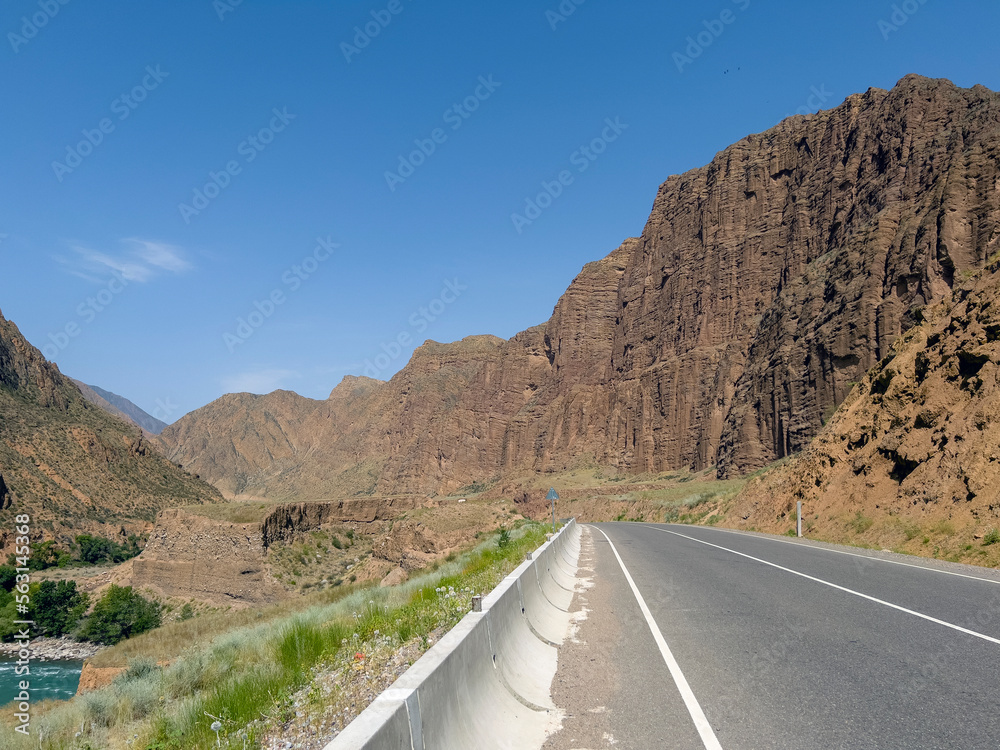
[1,523,550,750]
[847,511,874,534]
[983,528,1000,546]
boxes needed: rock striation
[730,257,1000,544]
[158,75,1000,496]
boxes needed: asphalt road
[552,523,1000,750]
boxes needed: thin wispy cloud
[59,238,191,283]
[221,369,299,394]
[126,239,191,273]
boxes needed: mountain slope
[71,380,168,435]
[728,255,1000,561]
[159,75,1000,498]
[0,309,222,553]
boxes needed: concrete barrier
[325,521,580,750]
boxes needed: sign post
[546,488,559,533]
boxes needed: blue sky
[1,0,998,422]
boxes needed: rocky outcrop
[158,76,1000,496]
[131,508,282,605]
[128,496,487,605]
[0,472,12,510]
[259,497,422,547]
[617,75,1000,477]
[0,309,223,555]
[730,258,1000,545]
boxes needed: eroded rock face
[730,258,1000,536]
[615,75,1000,477]
[0,473,11,511]
[131,509,282,606]
[159,76,1000,495]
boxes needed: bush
[33,580,88,637]
[0,566,16,592]
[983,528,1000,546]
[6,540,72,571]
[75,534,143,565]
[497,528,511,549]
[81,585,162,645]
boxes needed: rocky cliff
[0,309,222,553]
[729,256,1000,559]
[129,496,502,605]
[158,75,1000,497]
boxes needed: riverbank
[0,637,103,661]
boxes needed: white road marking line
[669,524,1000,586]
[590,525,724,750]
[649,526,1000,647]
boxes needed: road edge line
[590,525,724,750]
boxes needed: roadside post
[797,501,803,538]
[547,487,559,532]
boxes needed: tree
[80,585,161,645]
[0,566,17,592]
[33,580,88,637]
[74,533,144,564]
[75,534,115,564]
[5,541,72,571]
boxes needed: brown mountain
[0,309,222,554]
[729,255,1000,559]
[158,75,1000,499]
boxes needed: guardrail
[325,520,582,750]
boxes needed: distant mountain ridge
[157,75,1000,499]
[71,380,168,435]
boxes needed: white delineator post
[797,501,803,538]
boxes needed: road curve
[545,523,1000,750]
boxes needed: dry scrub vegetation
[0,523,549,750]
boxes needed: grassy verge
[1,522,549,750]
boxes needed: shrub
[6,540,72,570]
[983,528,1000,546]
[0,565,16,592]
[33,580,88,637]
[497,528,511,549]
[81,585,162,645]
[75,533,143,564]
